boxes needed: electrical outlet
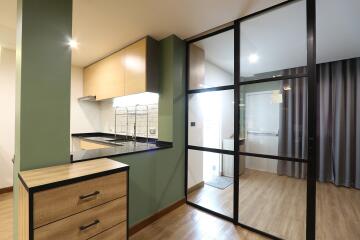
[149,128,156,135]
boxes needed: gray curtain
[277,67,308,179]
[317,58,360,188]
[277,58,360,189]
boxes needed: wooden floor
[0,192,266,240]
[1,170,359,240]
[188,169,360,240]
[0,192,13,240]
[131,204,268,240]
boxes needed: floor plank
[131,204,267,240]
[0,192,13,240]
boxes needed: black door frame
[184,0,316,239]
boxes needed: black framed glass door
[185,0,317,239]
[186,28,236,220]
[236,1,308,239]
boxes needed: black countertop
[71,132,172,162]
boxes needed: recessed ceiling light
[68,39,78,49]
[248,53,259,64]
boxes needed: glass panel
[189,30,234,89]
[187,149,233,217]
[316,1,360,239]
[316,0,360,64]
[188,90,234,150]
[238,155,307,239]
[239,78,308,160]
[240,0,307,82]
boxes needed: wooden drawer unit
[18,158,129,240]
[34,197,126,240]
[33,171,127,228]
[89,222,127,240]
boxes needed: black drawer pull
[79,219,100,231]
[79,191,100,200]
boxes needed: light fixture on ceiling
[283,85,291,91]
[248,53,259,64]
[68,38,78,49]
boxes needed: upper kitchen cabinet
[123,37,159,95]
[84,51,125,101]
[83,36,159,101]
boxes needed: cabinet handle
[79,191,100,200]
[79,219,100,231]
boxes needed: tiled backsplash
[115,104,158,139]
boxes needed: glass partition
[240,77,308,160]
[315,0,360,239]
[238,155,307,239]
[189,30,234,89]
[187,149,234,218]
[238,1,307,239]
[188,90,234,150]
[240,0,307,82]
[184,0,345,239]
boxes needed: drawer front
[34,197,126,240]
[89,222,127,240]
[33,171,127,228]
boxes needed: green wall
[14,1,72,239]
[111,35,186,226]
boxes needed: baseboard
[129,198,186,236]
[0,186,13,194]
[187,181,204,194]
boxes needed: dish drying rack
[115,104,157,142]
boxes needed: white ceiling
[196,0,360,77]
[1,0,359,73]
[0,0,288,66]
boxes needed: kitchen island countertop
[71,133,172,162]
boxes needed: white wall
[187,61,234,187]
[188,150,204,188]
[0,47,15,188]
[70,66,101,134]
[99,100,115,134]
[204,61,233,87]
[188,94,204,188]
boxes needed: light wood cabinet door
[84,51,125,100]
[124,38,147,95]
[84,37,158,100]
[34,197,127,240]
[95,51,125,100]
[83,63,101,97]
[33,172,127,228]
